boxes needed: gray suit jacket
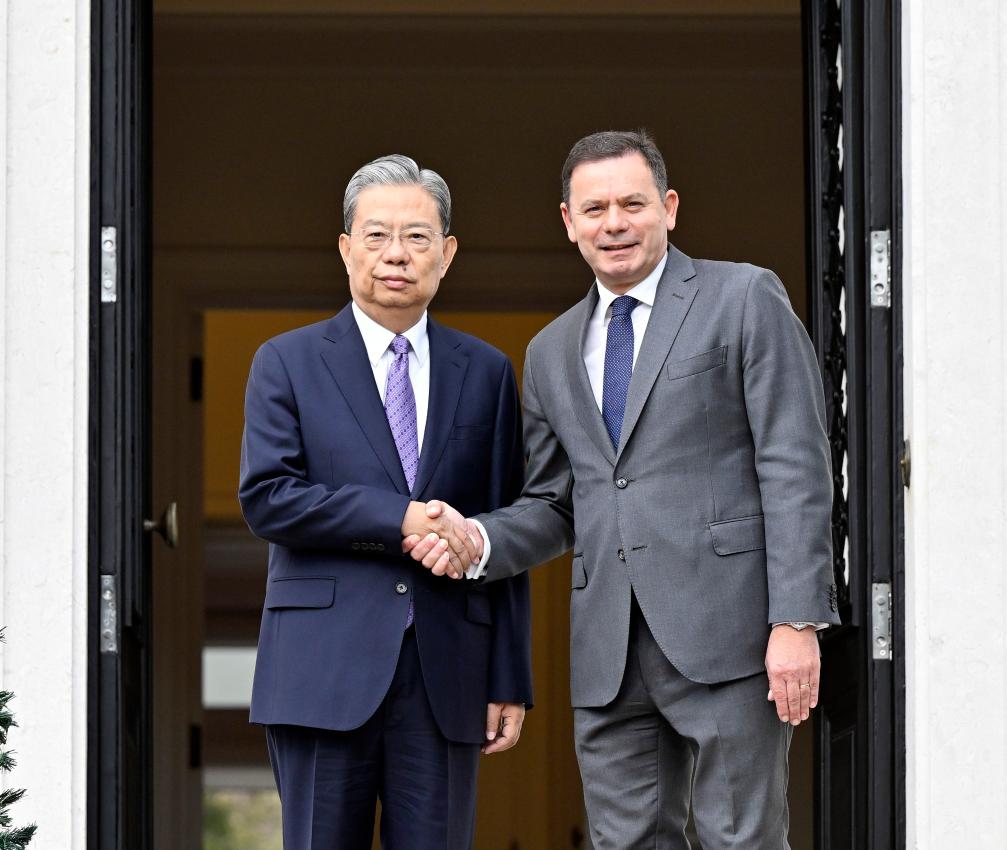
[476,244,840,708]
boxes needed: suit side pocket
[708,515,766,555]
[571,553,587,589]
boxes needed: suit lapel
[566,285,617,467]
[320,307,410,495]
[616,245,699,460]
[412,317,469,500]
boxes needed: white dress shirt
[351,301,429,452]
[582,251,668,410]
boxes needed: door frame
[90,2,905,847]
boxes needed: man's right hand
[402,501,484,578]
[400,500,478,579]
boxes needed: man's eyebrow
[359,219,436,230]
[578,193,650,210]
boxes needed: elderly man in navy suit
[239,155,533,850]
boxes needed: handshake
[400,500,483,579]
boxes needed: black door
[89,1,153,849]
[803,0,903,847]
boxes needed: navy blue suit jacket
[239,305,533,745]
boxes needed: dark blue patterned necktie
[602,295,639,450]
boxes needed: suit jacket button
[395,582,408,595]
[617,549,626,561]
[616,477,628,489]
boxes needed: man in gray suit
[405,130,841,849]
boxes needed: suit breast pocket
[666,345,728,381]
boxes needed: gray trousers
[574,598,792,850]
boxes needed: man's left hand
[482,702,525,754]
[765,625,820,726]
[402,501,484,576]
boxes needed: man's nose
[381,235,409,263]
[603,205,628,232]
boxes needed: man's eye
[626,202,643,210]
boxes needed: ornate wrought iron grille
[810,0,851,609]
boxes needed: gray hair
[562,129,668,206]
[343,154,452,234]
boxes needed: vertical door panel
[803,0,901,848]
[90,1,153,848]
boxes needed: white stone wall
[903,1,1007,847]
[0,0,90,846]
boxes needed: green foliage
[203,789,282,850]
[0,629,34,849]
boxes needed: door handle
[144,502,179,548]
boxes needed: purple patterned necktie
[385,334,419,490]
[385,334,418,627]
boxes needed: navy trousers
[265,628,481,850]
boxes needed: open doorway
[150,5,813,848]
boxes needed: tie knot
[390,334,410,356]
[611,295,639,319]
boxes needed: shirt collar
[594,248,669,317]
[350,301,429,368]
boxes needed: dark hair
[561,129,668,205]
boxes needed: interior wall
[153,14,808,315]
[155,0,799,15]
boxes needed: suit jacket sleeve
[485,360,535,705]
[475,345,576,583]
[741,270,838,624]
[238,341,411,551]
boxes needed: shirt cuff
[772,622,831,631]
[465,518,491,580]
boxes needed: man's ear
[440,235,458,278]
[664,190,680,233]
[560,203,577,243]
[338,233,352,273]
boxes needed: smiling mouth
[600,243,638,253]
